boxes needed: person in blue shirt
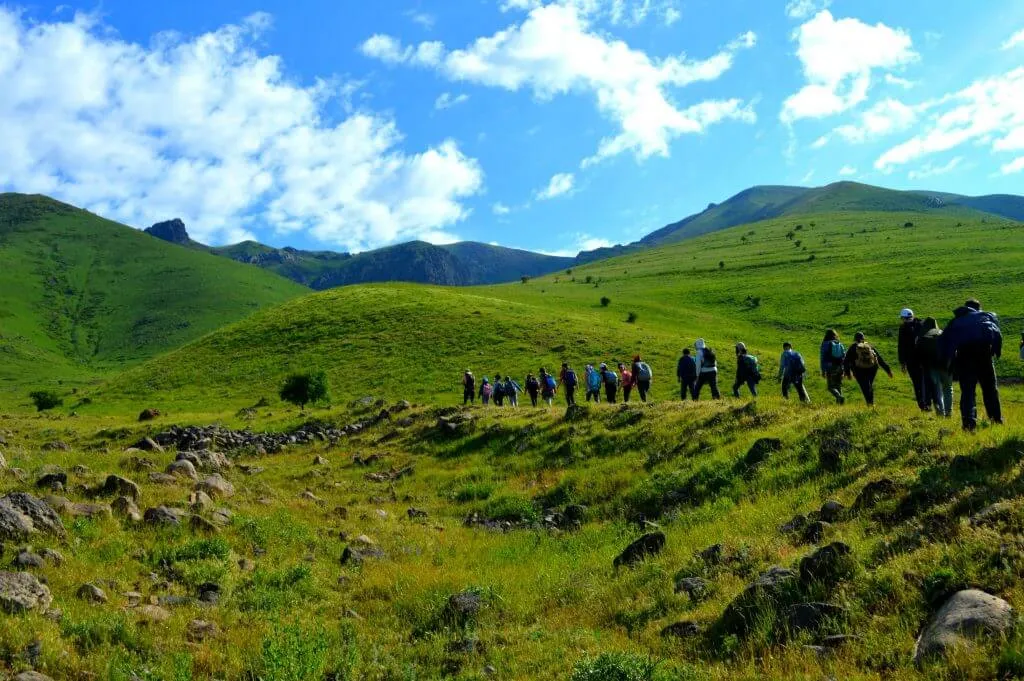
[939,298,1003,431]
[778,342,810,403]
[820,329,847,405]
[677,348,698,400]
[585,364,602,403]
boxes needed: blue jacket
[778,349,805,379]
[677,355,697,379]
[586,368,602,390]
[939,307,1003,360]
[820,340,845,373]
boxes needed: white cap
[900,308,914,319]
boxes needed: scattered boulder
[41,441,70,452]
[190,516,219,534]
[39,549,64,566]
[719,566,797,636]
[0,498,35,541]
[675,577,711,602]
[138,408,161,422]
[179,450,231,473]
[2,493,66,538]
[914,590,1013,664]
[660,621,703,638]
[189,491,214,512]
[780,514,809,535]
[699,544,724,566]
[819,500,846,523]
[969,502,1015,529]
[0,571,53,613]
[340,544,384,566]
[564,504,588,524]
[197,474,234,499]
[111,496,142,522]
[166,459,198,480]
[853,478,900,511]
[144,506,185,526]
[15,671,54,681]
[148,473,178,485]
[445,589,484,626]
[35,471,67,491]
[801,521,831,545]
[98,475,141,501]
[198,582,221,604]
[564,404,590,422]
[740,438,782,473]
[137,604,171,624]
[13,550,44,570]
[76,583,108,604]
[613,532,666,569]
[407,507,428,519]
[787,602,848,634]
[819,437,852,471]
[187,619,221,642]
[799,542,856,586]
[313,455,329,466]
[136,437,164,453]
[65,502,112,520]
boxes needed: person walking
[539,367,557,407]
[525,373,540,407]
[504,376,522,407]
[694,339,721,400]
[820,329,847,404]
[618,363,633,403]
[677,348,698,400]
[778,342,810,403]
[585,364,602,403]
[479,377,492,405]
[559,362,578,406]
[462,370,476,405]
[916,318,953,417]
[939,299,1003,431]
[492,377,505,407]
[732,343,761,398]
[600,363,619,404]
[633,355,653,402]
[898,308,931,411]
[843,332,894,405]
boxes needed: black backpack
[702,347,717,368]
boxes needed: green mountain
[0,193,307,397]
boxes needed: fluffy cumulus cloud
[838,165,857,177]
[781,11,917,123]
[537,172,575,199]
[0,9,482,249]
[1003,29,1024,50]
[875,68,1024,175]
[785,0,831,20]
[815,98,919,147]
[363,1,757,165]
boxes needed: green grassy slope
[94,209,1023,416]
[0,194,307,401]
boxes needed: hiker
[677,348,698,400]
[820,329,847,404]
[492,376,505,407]
[559,362,578,406]
[600,362,619,404]
[633,355,653,402]
[504,376,522,408]
[939,298,1003,431]
[694,338,721,400]
[479,377,492,405]
[898,309,931,411]
[778,342,810,403]
[1020,333,1024,361]
[585,364,602,403]
[843,332,894,406]
[462,370,476,405]
[916,317,953,417]
[618,363,633,403]
[525,373,540,407]
[539,367,557,407]
[732,343,761,398]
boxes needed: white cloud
[406,10,436,30]
[1002,157,1024,174]
[875,67,1024,172]
[0,9,483,250]
[800,169,815,183]
[663,7,681,26]
[838,165,857,176]
[1003,29,1024,50]
[885,74,914,89]
[492,202,512,215]
[540,232,615,256]
[435,92,469,109]
[359,34,444,66]
[418,229,460,244]
[537,172,575,199]
[781,11,917,123]
[908,156,963,180]
[363,3,757,164]
[821,98,919,146]
[785,0,831,20]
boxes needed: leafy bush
[585,275,593,284]
[627,312,638,324]
[257,620,331,681]
[279,371,329,408]
[483,494,538,523]
[521,275,530,284]
[571,652,660,681]
[718,261,725,269]
[29,390,63,411]
[601,296,611,307]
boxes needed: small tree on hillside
[279,371,330,408]
[600,296,611,307]
[626,312,638,324]
[29,390,63,412]
[521,275,530,284]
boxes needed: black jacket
[898,319,924,366]
[677,355,697,379]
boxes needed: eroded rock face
[914,590,1014,664]
[0,571,53,613]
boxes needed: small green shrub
[152,538,231,565]
[483,494,538,523]
[279,370,329,408]
[454,481,495,502]
[626,312,638,324]
[601,296,611,307]
[29,390,63,411]
[571,652,659,681]
[257,620,331,681]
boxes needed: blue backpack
[544,374,557,390]
[564,370,578,387]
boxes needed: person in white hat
[897,308,931,411]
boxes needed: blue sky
[0,1,1022,254]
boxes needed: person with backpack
[539,367,557,407]
[778,342,810,403]
[917,317,953,417]
[820,329,847,404]
[525,373,541,407]
[600,363,619,403]
[633,355,653,402]
[677,348,698,400]
[585,364,602,403]
[898,308,931,412]
[492,377,505,407]
[504,376,522,408]
[843,332,894,406]
[694,339,721,400]
[618,363,633,403]
[939,298,1003,431]
[559,362,578,406]
[732,342,760,398]
[462,371,476,405]
[479,377,492,405]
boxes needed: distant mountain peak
[145,218,191,245]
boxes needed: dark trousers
[604,384,617,403]
[957,347,1002,430]
[636,380,651,402]
[733,376,757,398]
[852,367,878,405]
[564,386,576,406]
[586,389,600,402]
[622,386,632,403]
[694,372,720,400]
[906,362,931,410]
[680,378,697,400]
[528,390,539,407]
[782,375,810,402]
[463,389,474,405]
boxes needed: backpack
[917,331,942,369]
[637,362,653,381]
[829,340,846,360]
[564,370,578,387]
[493,382,505,398]
[544,374,557,390]
[481,383,493,397]
[526,377,539,391]
[792,352,807,375]
[603,370,618,386]
[854,343,878,370]
[744,355,762,383]
[702,347,717,368]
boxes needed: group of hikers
[460,299,1017,432]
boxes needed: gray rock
[39,548,64,566]
[190,515,219,534]
[13,550,44,569]
[189,491,214,512]
[98,475,141,501]
[675,577,711,602]
[787,602,848,634]
[914,589,1014,664]
[15,672,55,681]
[660,621,702,638]
[564,504,588,524]
[137,604,171,624]
[853,478,899,511]
[799,542,856,586]
[196,474,234,499]
[65,502,112,520]
[719,566,797,636]
[166,459,198,480]
[699,544,724,566]
[445,589,484,624]
[0,498,35,541]
[613,532,666,569]
[35,472,67,490]
[0,571,53,613]
[77,583,108,603]
[137,437,164,452]
[780,514,809,534]
[111,496,142,522]
[969,502,1015,528]
[180,450,231,473]
[148,472,178,485]
[819,500,846,523]
[144,506,185,526]
[2,493,65,537]
[187,619,221,642]
[801,520,831,545]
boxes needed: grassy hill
[0,194,307,402]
